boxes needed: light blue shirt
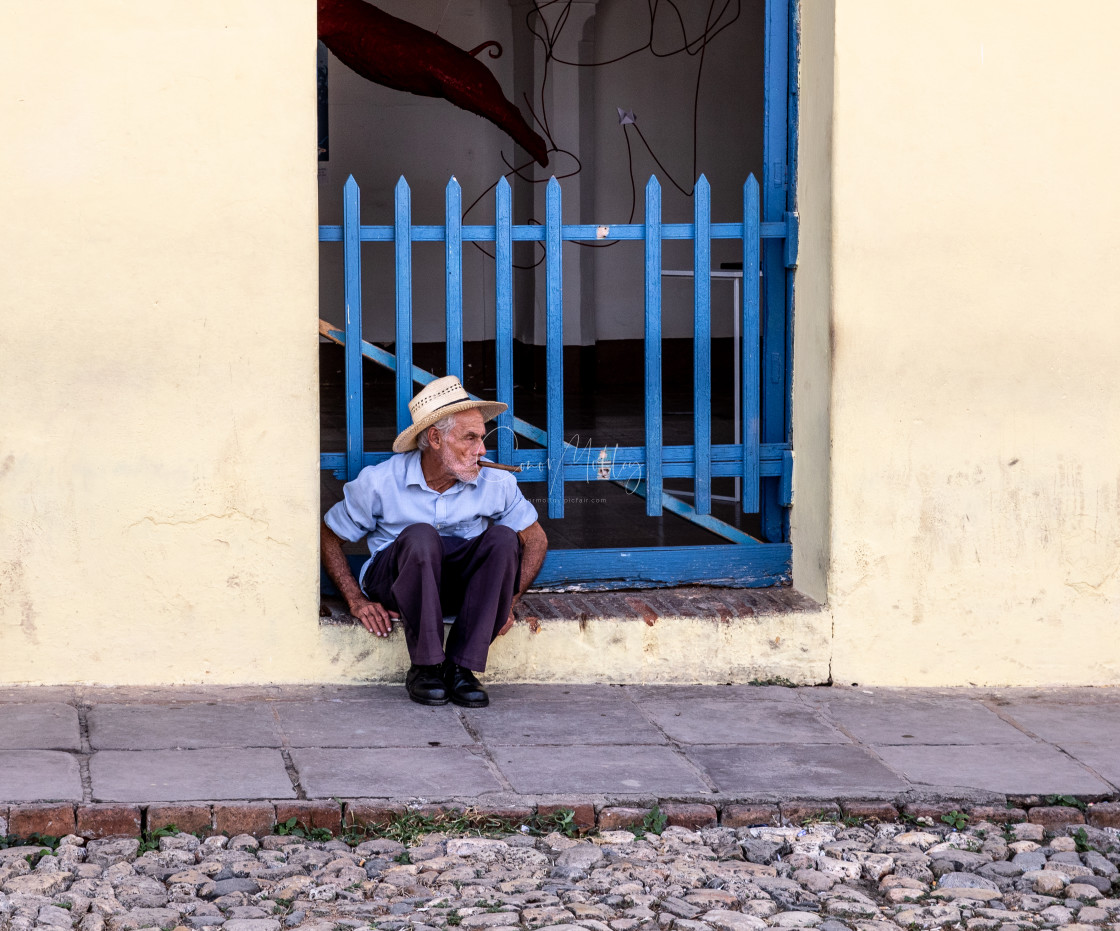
[324,450,539,584]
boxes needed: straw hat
[392,376,507,453]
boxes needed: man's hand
[348,595,399,637]
[499,598,539,636]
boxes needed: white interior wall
[317,0,763,346]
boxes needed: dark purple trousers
[361,523,521,672]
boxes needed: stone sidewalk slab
[1050,744,1120,789]
[3,684,1120,809]
[687,744,909,797]
[463,702,666,746]
[90,749,295,801]
[817,696,1035,746]
[627,684,804,703]
[997,701,1120,747]
[480,684,629,703]
[275,700,473,748]
[88,702,282,749]
[874,743,1117,795]
[494,745,710,794]
[290,747,502,798]
[0,703,81,750]
[0,750,82,801]
[640,699,847,745]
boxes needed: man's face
[436,410,487,482]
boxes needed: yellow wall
[796,0,1120,684]
[0,1,323,683]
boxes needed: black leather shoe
[443,662,489,708]
[406,663,449,706]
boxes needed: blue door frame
[319,0,797,590]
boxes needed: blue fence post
[394,177,413,435]
[545,177,564,519]
[693,175,712,515]
[445,177,464,382]
[761,0,791,541]
[343,176,364,481]
[644,176,663,517]
[495,178,515,466]
[742,175,761,513]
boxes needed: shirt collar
[402,449,478,491]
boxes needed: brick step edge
[2,798,1118,841]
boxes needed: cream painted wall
[801,0,1120,684]
[0,1,323,683]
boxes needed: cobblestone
[2,822,1119,931]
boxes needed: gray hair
[415,414,458,451]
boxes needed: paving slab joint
[76,703,94,803]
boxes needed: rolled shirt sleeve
[324,466,381,543]
[488,471,538,532]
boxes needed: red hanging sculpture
[318,0,549,167]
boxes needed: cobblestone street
[3,814,1120,931]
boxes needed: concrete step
[319,586,829,684]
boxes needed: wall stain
[0,552,38,644]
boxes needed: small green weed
[1043,794,1088,813]
[0,832,59,852]
[343,806,587,849]
[1072,827,1095,853]
[138,823,181,855]
[393,851,412,864]
[940,811,970,831]
[628,805,667,839]
[275,817,333,842]
[545,808,580,838]
[1,832,58,867]
[446,910,462,927]
[800,810,868,828]
[747,676,797,688]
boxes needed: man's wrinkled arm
[499,521,547,636]
[515,521,548,601]
[320,520,397,637]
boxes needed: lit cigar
[478,458,522,473]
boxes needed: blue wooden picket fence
[319,173,793,589]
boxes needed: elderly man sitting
[320,376,548,707]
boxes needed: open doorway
[318,0,794,582]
